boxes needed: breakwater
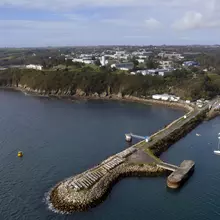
[47,97,219,213]
[50,163,163,213]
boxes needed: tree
[132,59,139,67]
[65,59,73,67]
[94,59,101,66]
[146,59,158,69]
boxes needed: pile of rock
[49,162,164,213]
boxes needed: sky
[1,0,220,47]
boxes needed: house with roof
[111,62,134,71]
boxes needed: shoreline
[1,86,219,214]
[0,86,193,113]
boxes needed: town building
[152,94,180,102]
[111,63,134,71]
[159,61,173,69]
[158,52,184,60]
[137,59,145,64]
[182,61,199,67]
[100,56,109,66]
[26,64,43,71]
[136,68,173,77]
[72,58,95,65]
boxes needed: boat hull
[214,150,220,155]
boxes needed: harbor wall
[149,109,208,157]
[49,163,163,213]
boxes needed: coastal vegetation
[0,67,220,101]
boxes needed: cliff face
[16,84,128,99]
[1,68,219,101]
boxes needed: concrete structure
[167,160,195,189]
[152,94,180,102]
[111,63,134,71]
[158,52,184,60]
[100,56,108,66]
[137,68,173,77]
[159,61,173,69]
[126,133,151,143]
[49,96,217,213]
[157,162,179,172]
[137,59,145,64]
[26,64,43,71]
[116,147,137,158]
[125,134,132,142]
[182,61,199,67]
[72,58,95,65]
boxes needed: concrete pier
[167,160,195,189]
[48,98,219,213]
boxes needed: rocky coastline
[6,85,194,112]
[49,163,163,213]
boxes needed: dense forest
[0,67,220,101]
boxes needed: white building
[100,56,109,66]
[137,59,145,64]
[26,64,43,71]
[159,61,173,69]
[130,72,136,75]
[152,94,180,102]
[72,58,84,63]
[158,52,184,60]
[114,51,129,60]
[137,68,172,77]
[136,70,148,76]
[83,59,95,65]
[72,58,95,65]
[111,63,134,71]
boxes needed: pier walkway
[66,147,137,191]
[64,100,213,192]
[157,162,179,172]
[49,98,220,213]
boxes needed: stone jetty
[167,160,195,189]
[48,97,220,213]
[49,146,162,213]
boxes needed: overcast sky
[1,0,220,47]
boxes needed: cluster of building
[152,94,180,102]
[135,68,175,77]
[0,47,202,75]
[26,64,43,71]
[182,61,199,67]
[72,54,96,65]
[158,52,184,60]
[66,49,200,77]
[196,99,209,108]
[152,94,211,108]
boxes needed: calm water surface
[0,90,219,220]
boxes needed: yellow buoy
[17,151,23,157]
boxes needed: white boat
[214,136,220,155]
[214,150,220,155]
